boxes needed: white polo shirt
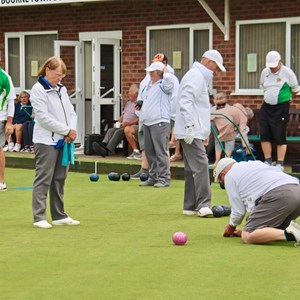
[260,65,299,105]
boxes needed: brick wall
[1,0,300,108]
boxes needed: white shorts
[0,121,6,148]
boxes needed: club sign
[0,0,102,6]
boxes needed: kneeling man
[216,158,300,247]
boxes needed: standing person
[131,53,175,178]
[169,70,181,163]
[31,56,79,229]
[0,65,16,191]
[215,158,300,247]
[174,50,226,216]
[139,61,174,187]
[260,50,299,171]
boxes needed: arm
[4,74,16,135]
[239,116,249,149]
[179,81,195,127]
[122,117,139,128]
[223,175,246,237]
[161,68,174,94]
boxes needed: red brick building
[1,0,300,145]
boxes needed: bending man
[216,158,300,247]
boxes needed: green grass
[1,168,299,300]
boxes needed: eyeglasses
[52,70,66,79]
[217,103,226,108]
[47,67,66,79]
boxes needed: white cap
[215,158,236,181]
[202,49,226,72]
[145,62,165,72]
[266,51,281,68]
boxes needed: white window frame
[234,17,300,96]
[5,31,57,94]
[146,23,213,68]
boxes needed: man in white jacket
[139,61,174,188]
[174,50,226,216]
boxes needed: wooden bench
[237,108,300,163]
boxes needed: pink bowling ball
[172,232,188,245]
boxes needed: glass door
[92,38,121,134]
[54,40,84,145]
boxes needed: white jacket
[174,61,213,140]
[139,72,174,126]
[30,77,77,145]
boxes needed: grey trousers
[103,127,125,152]
[180,139,211,211]
[143,122,171,184]
[32,143,69,222]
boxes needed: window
[147,24,212,81]
[5,31,57,93]
[236,18,300,94]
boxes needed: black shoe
[92,142,108,157]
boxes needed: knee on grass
[241,231,256,244]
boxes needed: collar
[38,76,64,91]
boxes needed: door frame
[92,38,121,134]
[54,40,84,145]
[79,31,122,134]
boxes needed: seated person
[169,128,182,162]
[21,119,35,152]
[5,91,33,152]
[210,92,229,111]
[206,92,230,163]
[124,121,141,160]
[93,84,140,157]
[211,101,254,164]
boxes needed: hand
[223,224,236,237]
[67,129,77,142]
[233,228,242,237]
[203,138,209,147]
[5,122,14,135]
[184,126,194,144]
[135,100,143,110]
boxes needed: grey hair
[129,83,139,95]
[245,107,254,119]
